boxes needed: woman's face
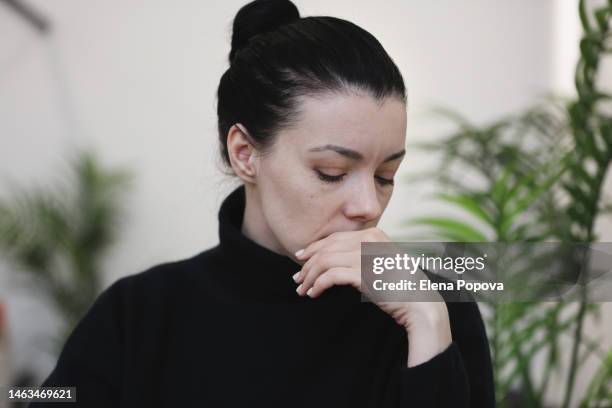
[248,91,407,261]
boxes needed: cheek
[261,156,321,216]
[275,193,325,239]
[256,168,317,243]
[264,185,334,250]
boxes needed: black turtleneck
[30,184,495,407]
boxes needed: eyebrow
[308,144,406,163]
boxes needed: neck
[241,183,287,257]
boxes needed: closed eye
[315,170,345,183]
[376,176,394,186]
[315,170,394,186]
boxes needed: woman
[32,0,495,406]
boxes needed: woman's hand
[293,227,452,367]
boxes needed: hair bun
[229,0,300,64]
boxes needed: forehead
[283,91,407,154]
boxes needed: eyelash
[315,170,394,186]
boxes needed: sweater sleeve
[28,278,127,408]
[398,301,495,407]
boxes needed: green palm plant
[399,0,612,406]
[0,150,132,351]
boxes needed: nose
[343,178,383,222]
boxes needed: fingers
[295,250,355,296]
[295,230,357,262]
[293,227,385,298]
[305,267,358,298]
[294,241,359,283]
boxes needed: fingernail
[306,288,313,297]
[296,284,302,295]
[295,249,304,257]
[292,272,300,282]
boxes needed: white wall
[0,0,610,404]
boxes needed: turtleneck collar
[216,184,304,301]
[214,183,360,304]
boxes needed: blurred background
[0,0,611,407]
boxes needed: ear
[227,123,258,183]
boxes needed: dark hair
[216,0,406,173]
